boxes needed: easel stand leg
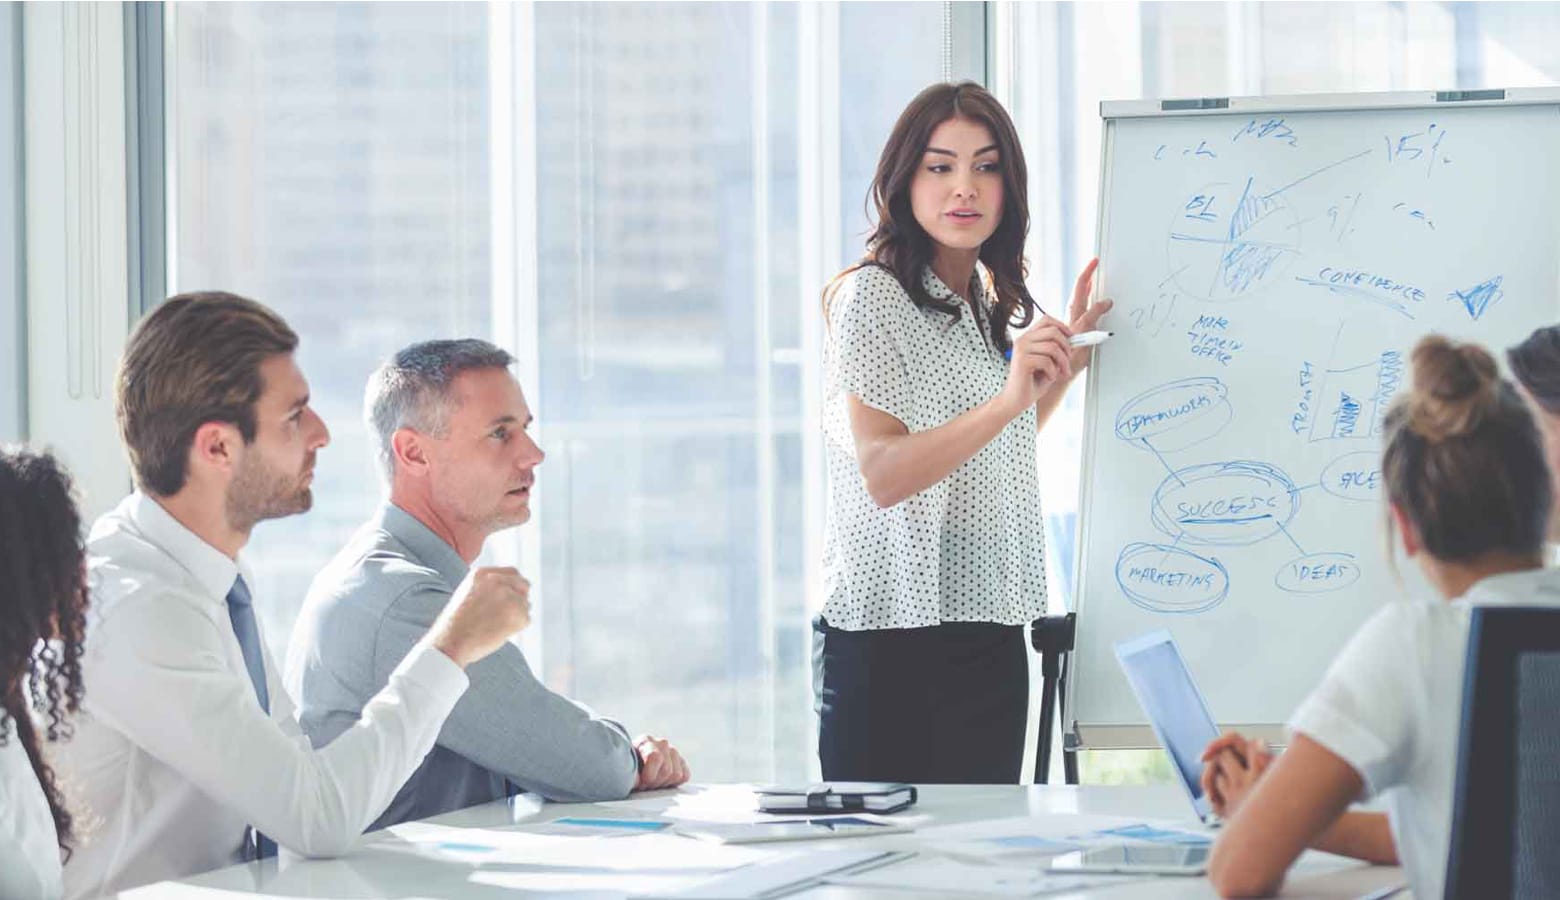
[1031,613,1077,785]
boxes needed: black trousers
[813,614,1029,784]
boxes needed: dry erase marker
[1002,330,1113,359]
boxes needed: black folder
[755,782,918,815]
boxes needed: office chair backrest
[1444,606,1560,900]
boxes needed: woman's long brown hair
[0,448,89,858]
[824,81,1037,356]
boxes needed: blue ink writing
[1184,194,1218,221]
[1233,117,1298,147]
[1291,362,1315,434]
[1373,351,1403,433]
[1384,123,1449,176]
[1122,394,1213,438]
[1116,543,1230,615]
[1294,267,1426,317]
[1332,391,1362,439]
[1392,201,1435,230]
[1448,276,1504,321]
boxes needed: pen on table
[1002,331,1113,360]
[1354,882,1408,900]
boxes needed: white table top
[124,784,1409,899]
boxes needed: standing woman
[0,448,91,899]
[815,81,1112,783]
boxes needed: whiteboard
[1068,91,1560,749]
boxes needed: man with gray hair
[286,339,688,828]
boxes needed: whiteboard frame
[1067,87,1560,752]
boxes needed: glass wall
[169,0,945,783]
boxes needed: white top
[0,716,63,899]
[822,263,1047,630]
[1288,567,1560,900]
[56,493,470,899]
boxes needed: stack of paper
[824,856,1135,897]
[923,814,1212,865]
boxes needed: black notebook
[755,782,918,815]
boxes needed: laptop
[1114,630,1225,827]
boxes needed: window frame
[1,2,24,443]
[21,2,133,516]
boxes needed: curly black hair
[0,447,89,857]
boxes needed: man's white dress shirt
[56,493,469,898]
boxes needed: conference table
[126,784,1410,898]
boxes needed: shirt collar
[126,492,244,603]
[921,264,989,308]
[375,502,471,588]
[1458,566,1560,606]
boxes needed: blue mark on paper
[1320,451,1382,502]
[1212,177,1296,295]
[1095,824,1214,846]
[1448,276,1504,321]
[1114,376,1233,453]
[1384,123,1450,176]
[1327,193,1362,242]
[1392,201,1436,231]
[1184,194,1218,222]
[1155,141,1216,160]
[1187,315,1242,366]
[1276,552,1361,594]
[1232,117,1297,147]
[1150,460,1302,546]
[1294,266,1424,318]
[1261,149,1373,201]
[1304,350,1402,443]
[552,817,671,831]
[1291,361,1315,434]
[1115,542,1230,615]
[436,842,497,853]
[1166,180,1302,302]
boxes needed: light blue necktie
[225,575,270,714]
[225,575,276,859]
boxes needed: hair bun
[1407,335,1500,442]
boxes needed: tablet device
[675,817,908,845]
[1114,630,1224,826]
[1048,844,1209,876]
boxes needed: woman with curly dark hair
[0,447,90,900]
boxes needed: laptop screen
[1115,631,1222,818]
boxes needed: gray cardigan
[284,504,637,830]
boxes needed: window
[525,1,945,783]
[169,0,949,783]
[169,0,492,654]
